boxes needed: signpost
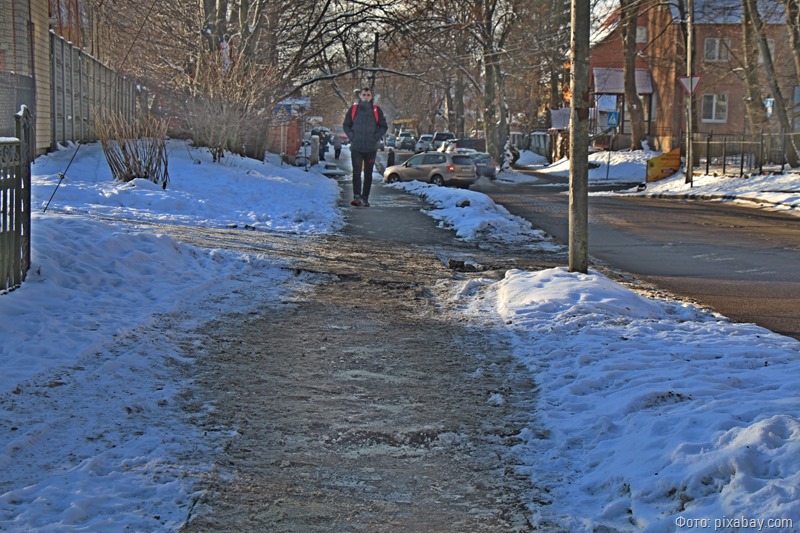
[678,75,701,187]
[605,112,619,180]
[682,0,696,187]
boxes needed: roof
[673,0,785,24]
[593,0,785,38]
[593,67,653,94]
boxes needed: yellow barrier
[646,148,681,182]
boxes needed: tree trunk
[454,69,466,137]
[483,49,500,162]
[782,0,800,82]
[215,0,227,43]
[741,0,769,131]
[620,0,646,150]
[549,62,562,112]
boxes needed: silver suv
[383,152,477,188]
[431,131,455,150]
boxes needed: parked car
[438,139,458,152]
[415,134,433,152]
[431,131,455,150]
[448,137,487,152]
[469,152,497,179]
[383,152,477,188]
[397,132,416,150]
[386,134,396,148]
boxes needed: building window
[704,37,731,62]
[701,93,728,122]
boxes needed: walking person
[333,135,342,160]
[343,87,388,207]
[319,129,329,161]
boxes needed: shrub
[96,113,170,189]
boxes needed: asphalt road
[336,149,800,340]
[472,173,800,340]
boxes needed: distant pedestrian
[387,147,395,167]
[343,87,388,207]
[319,130,329,161]
[333,136,342,159]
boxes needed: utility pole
[569,0,590,273]
[685,0,694,185]
[369,32,379,89]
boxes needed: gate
[1,106,33,293]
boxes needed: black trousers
[351,150,377,199]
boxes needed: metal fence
[51,32,137,146]
[1,106,33,293]
[691,130,800,177]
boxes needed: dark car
[397,133,416,150]
[383,152,478,188]
[470,152,497,179]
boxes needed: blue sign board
[607,112,620,128]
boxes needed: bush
[96,114,169,188]
[183,54,277,161]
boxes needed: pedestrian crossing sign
[607,112,619,127]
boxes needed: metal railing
[692,130,800,177]
[1,106,32,293]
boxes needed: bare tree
[782,0,800,82]
[619,0,646,149]
[741,0,770,132]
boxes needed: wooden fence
[1,106,32,293]
[51,32,137,146]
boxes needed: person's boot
[350,195,363,206]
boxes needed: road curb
[639,191,799,210]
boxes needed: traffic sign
[607,112,619,127]
[678,76,702,94]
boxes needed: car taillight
[447,164,455,173]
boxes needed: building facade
[589,0,798,152]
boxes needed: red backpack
[351,104,379,123]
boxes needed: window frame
[703,37,731,62]
[701,92,729,123]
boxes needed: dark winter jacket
[343,100,388,152]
